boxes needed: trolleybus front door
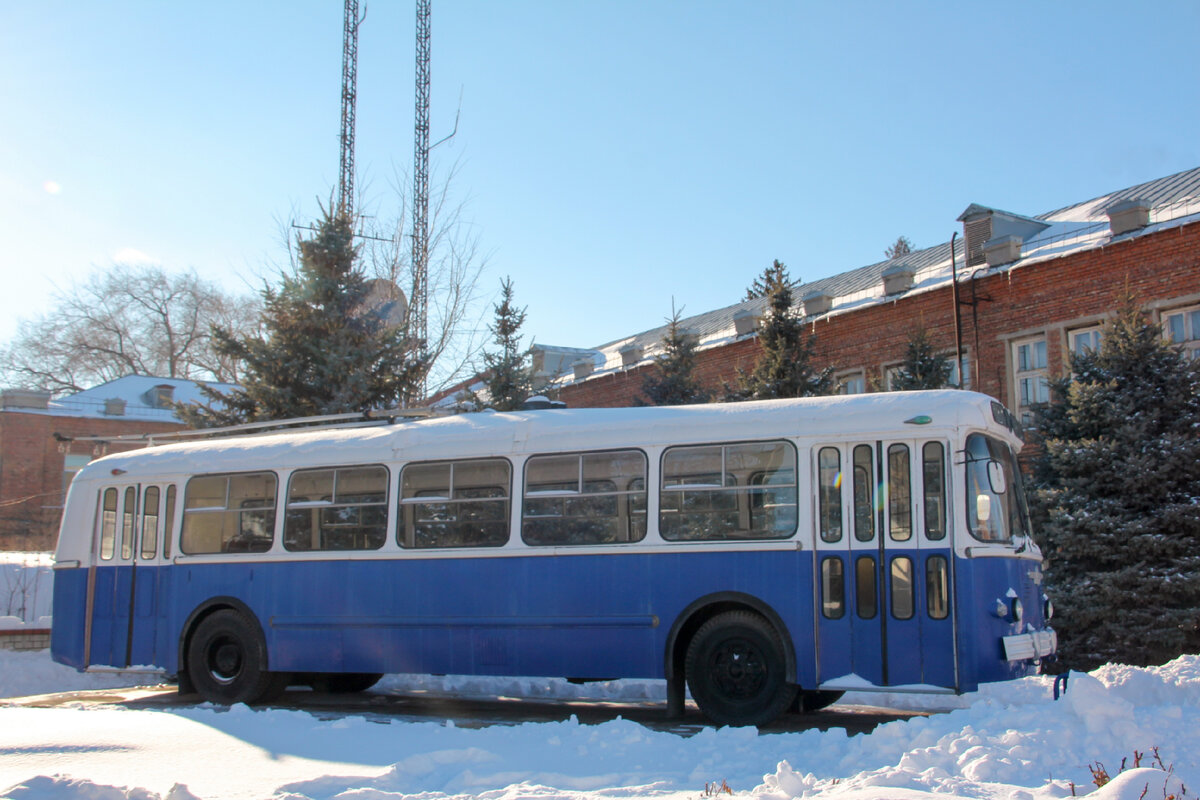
[815,440,957,691]
[89,484,165,668]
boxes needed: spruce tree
[1031,297,1200,671]
[891,327,952,390]
[478,277,534,411]
[638,306,711,406]
[743,259,791,301]
[885,236,913,259]
[182,206,426,425]
[729,260,836,400]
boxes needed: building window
[947,352,971,389]
[1068,326,1103,357]
[883,365,902,391]
[837,371,866,395]
[1013,337,1049,424]
[1164,304,1200,359]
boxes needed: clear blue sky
[2,1,1198,356]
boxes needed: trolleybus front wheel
[685,610,796,727]
[185,609,289,705]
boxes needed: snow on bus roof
[74,391,1005,482]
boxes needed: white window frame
[1068,326,1103,357]
[1012,336,1049,424]
[1163,304,1200,359]
[837,370,866,395]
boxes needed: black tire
[794,689,845,713]
[685,610,796,727]
[185,610,289,705]
[310,672,384,694]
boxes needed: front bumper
[1002,628,1057,662]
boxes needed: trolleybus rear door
[89,484,165,668]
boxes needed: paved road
[7,685,927,736]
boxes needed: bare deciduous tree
[0,264,261,393]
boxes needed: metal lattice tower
[338,0,362,218]
[411,0,431,364]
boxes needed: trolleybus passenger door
[813,443,884,688]
[89,484,166,668]
[815,440,957,691]
[880,440,957,690]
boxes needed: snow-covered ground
[1,649,1196,800]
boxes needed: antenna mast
[411,0,431,386]
[338,0,362,218]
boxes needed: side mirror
[986,460,1008,495]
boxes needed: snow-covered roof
[0,375,237,423]
[560,165,1200,386]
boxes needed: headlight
[1011,598,1024,623]
[1043,595,1054,620]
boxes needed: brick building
[0,376,233,551]
[500,166,1200,417]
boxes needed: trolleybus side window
[855,555,877,618]
[890,556,914,620]
[163,485,176,559]
[522,450,647,546]
[820,556,845,619]
[141,486,160,559]
[887,444,911,542]
[922,442,946,540]
[399,458,510,549]
[817,447,843,543]
[181,472,277,555]
[659,440,797,541]
[99,488,118,561]
[285,465,389,552]
[852,445,875,542]
[926,554,949,619]
[121,487,136,559]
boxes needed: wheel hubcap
[208,638,243,685]
[710,637,767,699]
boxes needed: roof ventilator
[1106,198,1151,236]
[957,204,1049,268]
[801,290,833,317]
[983,235,1023,267]
[572,358,595,381]
[882,263,916,295]
[104,398,127,416]
[733,308,760,336]
[618,343,643,367]
[0,389,51,410]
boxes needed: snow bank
[0,650,157,699]
[1,656,1197,800]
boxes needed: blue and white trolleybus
[51,391,1056,726]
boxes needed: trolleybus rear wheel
[186,610,288,705]
[685,610,796,727]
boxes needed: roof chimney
[1106,199,1151,236]
[618,343,644,367]
[982,235,1023,267]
